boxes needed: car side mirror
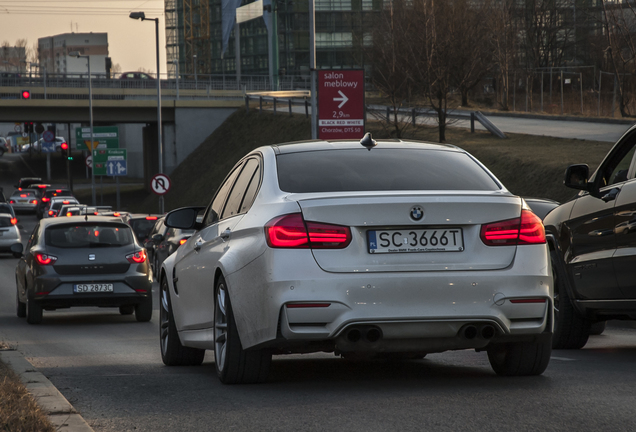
[165,206,206,230]
[564,164,591,190]
[10,243,23,256]
[152,233,164,243]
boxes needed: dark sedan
[14,216,153,324]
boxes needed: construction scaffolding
[183,0,211,77]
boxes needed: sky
[1,0,166,74]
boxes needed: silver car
[0,213,22,257]
[9,189,39,213]
[159,138,553,383]
[45,197,80,218]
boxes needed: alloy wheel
[214,282,228,372]
[160,280,170,355]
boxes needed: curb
[0,349,94,432]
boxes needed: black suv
[545,124,636,349]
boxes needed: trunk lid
[296,192,522,273]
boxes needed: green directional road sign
[75,126,119,150]
[93,148,127,176]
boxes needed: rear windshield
[51,200,78,210]
[0,217,14,227]
[11,191,35,198]
[276,148,501,193]
[0,204,13,214]
[131,219,157,241]
[45,224,134,248]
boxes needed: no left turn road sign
[151,173,171,195]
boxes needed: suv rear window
[45,224,134,248]
[11,191,35,198]
[276,148,501,193]
[51,200,78,211]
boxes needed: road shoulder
[0,349,94,432]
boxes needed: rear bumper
[226,244,553,351]
[0,237,21,251]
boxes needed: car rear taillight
[113,212,121,217]
[10,218,17,225]
[20,194,26,198]
[126,250,147,264]
[55,189,62,193]
[480,209,546,246]
[48,210,57,216]
[38,184,47,188]
[35,253,57,265]
[265,213,352,249]
[62,200,70,204]
[146,216,158,220]
[66,212,72,217]
[9,200,15,204]
[42,197,50,202]
[31,200,38,205]
[179,237,189,245]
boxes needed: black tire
[16,287,26,318]
[551,251,591,349]
[135,296,153,322]
[214,275,271,384]
[487,336,552,376]
[159,277,205,366]
[119,305,134,315]
[26,294,43,324]
[589,321,606,336]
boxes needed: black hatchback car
[545,124,636,349]
[14,216,152,324]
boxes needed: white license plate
[74,283,114,293]
[368,228,464,253]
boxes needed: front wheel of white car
[214,276,271,384]
[159,277,205,366]
[487,336,552,376]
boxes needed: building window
[316,32,353,48]
[316,0,352,11]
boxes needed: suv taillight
[35,253,57,265]
[265,213,352,249]
[126,250,147,263]
[480,210,546,246]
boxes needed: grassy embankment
[134,109,613,212]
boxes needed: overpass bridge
[0,75,311,184]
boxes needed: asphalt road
[2,126,636,431]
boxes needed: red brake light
[9,200,15,204]
[146,216,158,220]
[10,218,17,225]
[18,188,22,191]
[179,238,188,245]
[62,200,70,204]
[113,212,121,217]
[35,253,57,265]
[265,213,351,249]
[42,197,50,202]
[480,210,546,246]
[20,194,26,198]
[66,212,72,217]
[56,189,62,193]
[31,200,38,204]
[38,184,47,188]
[126,250,147,263]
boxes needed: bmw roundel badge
[410,206,424,221]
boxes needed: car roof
[270,139,460,155]
[40,215,129,227]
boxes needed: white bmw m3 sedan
[159,136,553,384]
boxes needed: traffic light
[60,142,68,158]
[28,122,34,133]
[21,90,31,99]
[23,122,28,133]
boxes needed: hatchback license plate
[368,228,464,253]
[74,283,114,293]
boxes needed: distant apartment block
[38,33,109,76]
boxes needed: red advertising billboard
[318,70,365,140]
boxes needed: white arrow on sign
[333,90,349,109]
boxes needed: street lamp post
[193,54,198,88]
[130,11,164,213]
[70,51,96,205]
[173,59,179,100]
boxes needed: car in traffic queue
[0,213,22,258]
[8,189,39,213]
[13,215,153,324]
[150,226,195,274]
[14,177,43,191]
[544,123,636,349]
[158,136,553,384]
[37,188,74,219]
[0,203,18,220]
[143,217,166,273]
[45,197,80,218]
[123,214,162,244]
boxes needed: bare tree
[366,0,416,138]
[490,1,518,110]
[601,0,636,117]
